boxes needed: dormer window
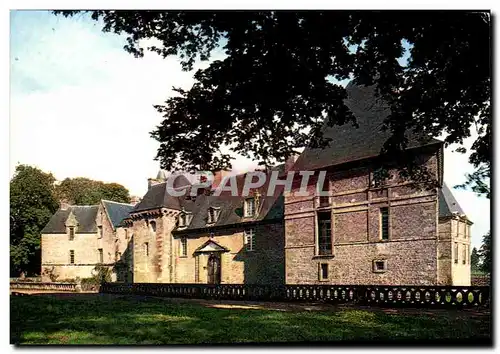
[179,213,187,227]
[69,227,75,241]
[207,206,220,224]
[178,210,192,228]
[244,198,256,217]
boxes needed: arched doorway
[207,253,221,285]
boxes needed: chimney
[148,178,162,191]
[60,199,70,210]
[130,196,141,206]
[284,153,300,173]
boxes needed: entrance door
[207,253,221,284]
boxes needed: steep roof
[102,200,134,228]
[293,83,443,171]
[41,205,99,234]
[438,182,466,218]
[134,175,192,212]
[132,171,284,232]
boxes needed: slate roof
[438,182,466,218]
[135,174,192,213]
[41,205,99,234]
[292,83,443,171]
[132,172,284,232]
[102,200,134,228]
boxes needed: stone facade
[128,203,285,285]
[41,201,134,282]
[40,85,472,286]
[437,216,472,286]
[284,148,469,286]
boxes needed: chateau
[41,84,472,286]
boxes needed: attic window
[244,198,256,217]
[178,211,192,228]
[179,213,187,227]
[207,207,220,224]
[69,227,75,241]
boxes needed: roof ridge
[101,199,134,206]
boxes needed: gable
[41,205,99,234]
[194,239,229,253]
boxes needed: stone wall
[285,150,442,285]
[451,218,472,285]
[132,209,180,283]
[41,202,118,281]
[131,207,285,285]
[172,221,284,285]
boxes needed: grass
[10,293,491,345]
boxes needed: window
[125,229,128,240]
[179,213,187,227]
[208,208,216,223]
[319,263,329,281]
[150,221,157,234]
[144,242,149,257]
[180,237,187,257]
[373,260,387,273]
[244,198,256,217]
[380,207,389,240]
[462,245,467,265]
[208,207,220,224]
[319,178,330,207]
[98,248,103,264]
[69,227,75,241]
[69,250,75,264]
[244,229,255,251]
[98,225,103,238]
[317,212,332,255]
[454,243,459,264]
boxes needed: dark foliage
[54,11,490,195]
[55,177,131,205]
[479,231,491,274]
[10,165,59,276]
[471,247,480,272]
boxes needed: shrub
[41,266,59,282]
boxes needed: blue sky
[10,10,490,248]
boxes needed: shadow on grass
[10,293,491,345]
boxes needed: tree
[10,165,59,276]
[54,11,490,195]
[55,177,131,205]
[479,231,491,274]
[470,247,480,272]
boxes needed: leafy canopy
[479,231,491,274]
[55,11,490,196]
[55,177,131,205]
[10,165,59,276]
[470,246,480,272]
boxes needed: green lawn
[10,293,491,345]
